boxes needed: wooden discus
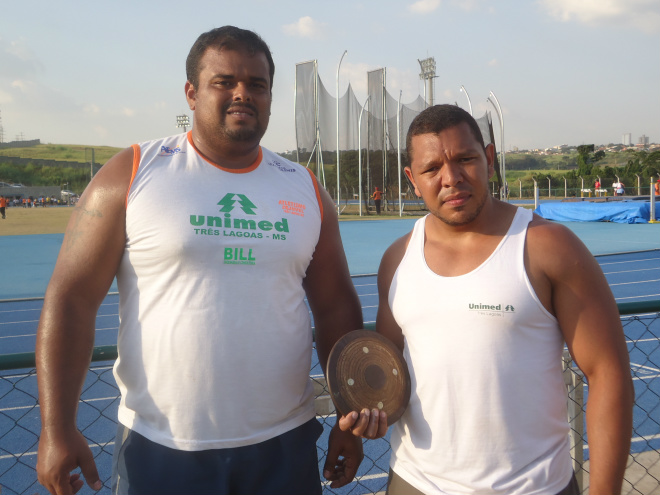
[326,330,411,426]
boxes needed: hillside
[0,144,122,164]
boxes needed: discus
[326,330,411,426]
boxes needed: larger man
[36,26,363,495]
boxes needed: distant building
[638,135,649,147]
[622,133,632,146]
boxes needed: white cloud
[11,80,34,93]
[539,0,660,34]
[7,39,36,61]
[488,58,498,67]
[0,37,43,80]
[282,16,328,40]
[121,107,136,117]
[83,104,100,114]
[449,0,482,12]
[409,0,441,14]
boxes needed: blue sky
[1,0,658,153]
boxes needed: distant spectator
[655,179,659,196]
[372,186,383,215]
[617,182,625,196]
[0,195,6,219]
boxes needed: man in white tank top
[338,105,633,495]
[36,26,364,495]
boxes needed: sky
[1,0,658,154]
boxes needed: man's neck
[191,131,261,170]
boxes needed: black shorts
[111,418,323,495]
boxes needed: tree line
[1,146,658,198]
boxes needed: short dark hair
[186,26,275,90]
[406,104,486,159]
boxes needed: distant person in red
[655,179,659,196]
[372,186,383,215]
[0,196,6,219]
[594,179,601,197]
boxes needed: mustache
[223,102,258,115]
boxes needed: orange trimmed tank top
[115,132,323,450]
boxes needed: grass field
[0,206,74,235]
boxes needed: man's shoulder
[136,133,188,151]
[382,231,413,268]
[527,213,588,260]
[260,147,312,175]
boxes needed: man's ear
[485,143,496,179]
[404,167,421,198]
[184,81,196,111]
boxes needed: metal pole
[382,68,387,209]
[650,179,657,223]
[358,96,370,217]
[579,176,584,197]
[294,65,299,165]
[487,92,506,202]
[336,50,347,215]
[533,179,539,210]
[460,85,472,115]
[397,91,402,217]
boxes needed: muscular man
[341,104,633,495]
[36,26,363,495]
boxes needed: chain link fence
[2,305,659,495]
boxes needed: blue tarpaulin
[534,200,656,224]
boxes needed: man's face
[405,122,495,227]
[186,46,272,146]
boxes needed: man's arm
[527,218,634,495]
[36,148,135,495]
[303,186,364,489]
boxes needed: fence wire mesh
[1,310,659,495]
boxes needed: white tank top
[389,208,572,495]
[114,132,322,450]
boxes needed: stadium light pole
[358,95,370,217]
[487,91,506,201]
[176,114,190,133]
[336,49,347,215]
[460,85,472,115]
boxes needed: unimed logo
[217,193,257,215]
[188,192,289,244]
[468,303,515,316]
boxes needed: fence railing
[1,301,659,495]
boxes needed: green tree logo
[217,194,257,215]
